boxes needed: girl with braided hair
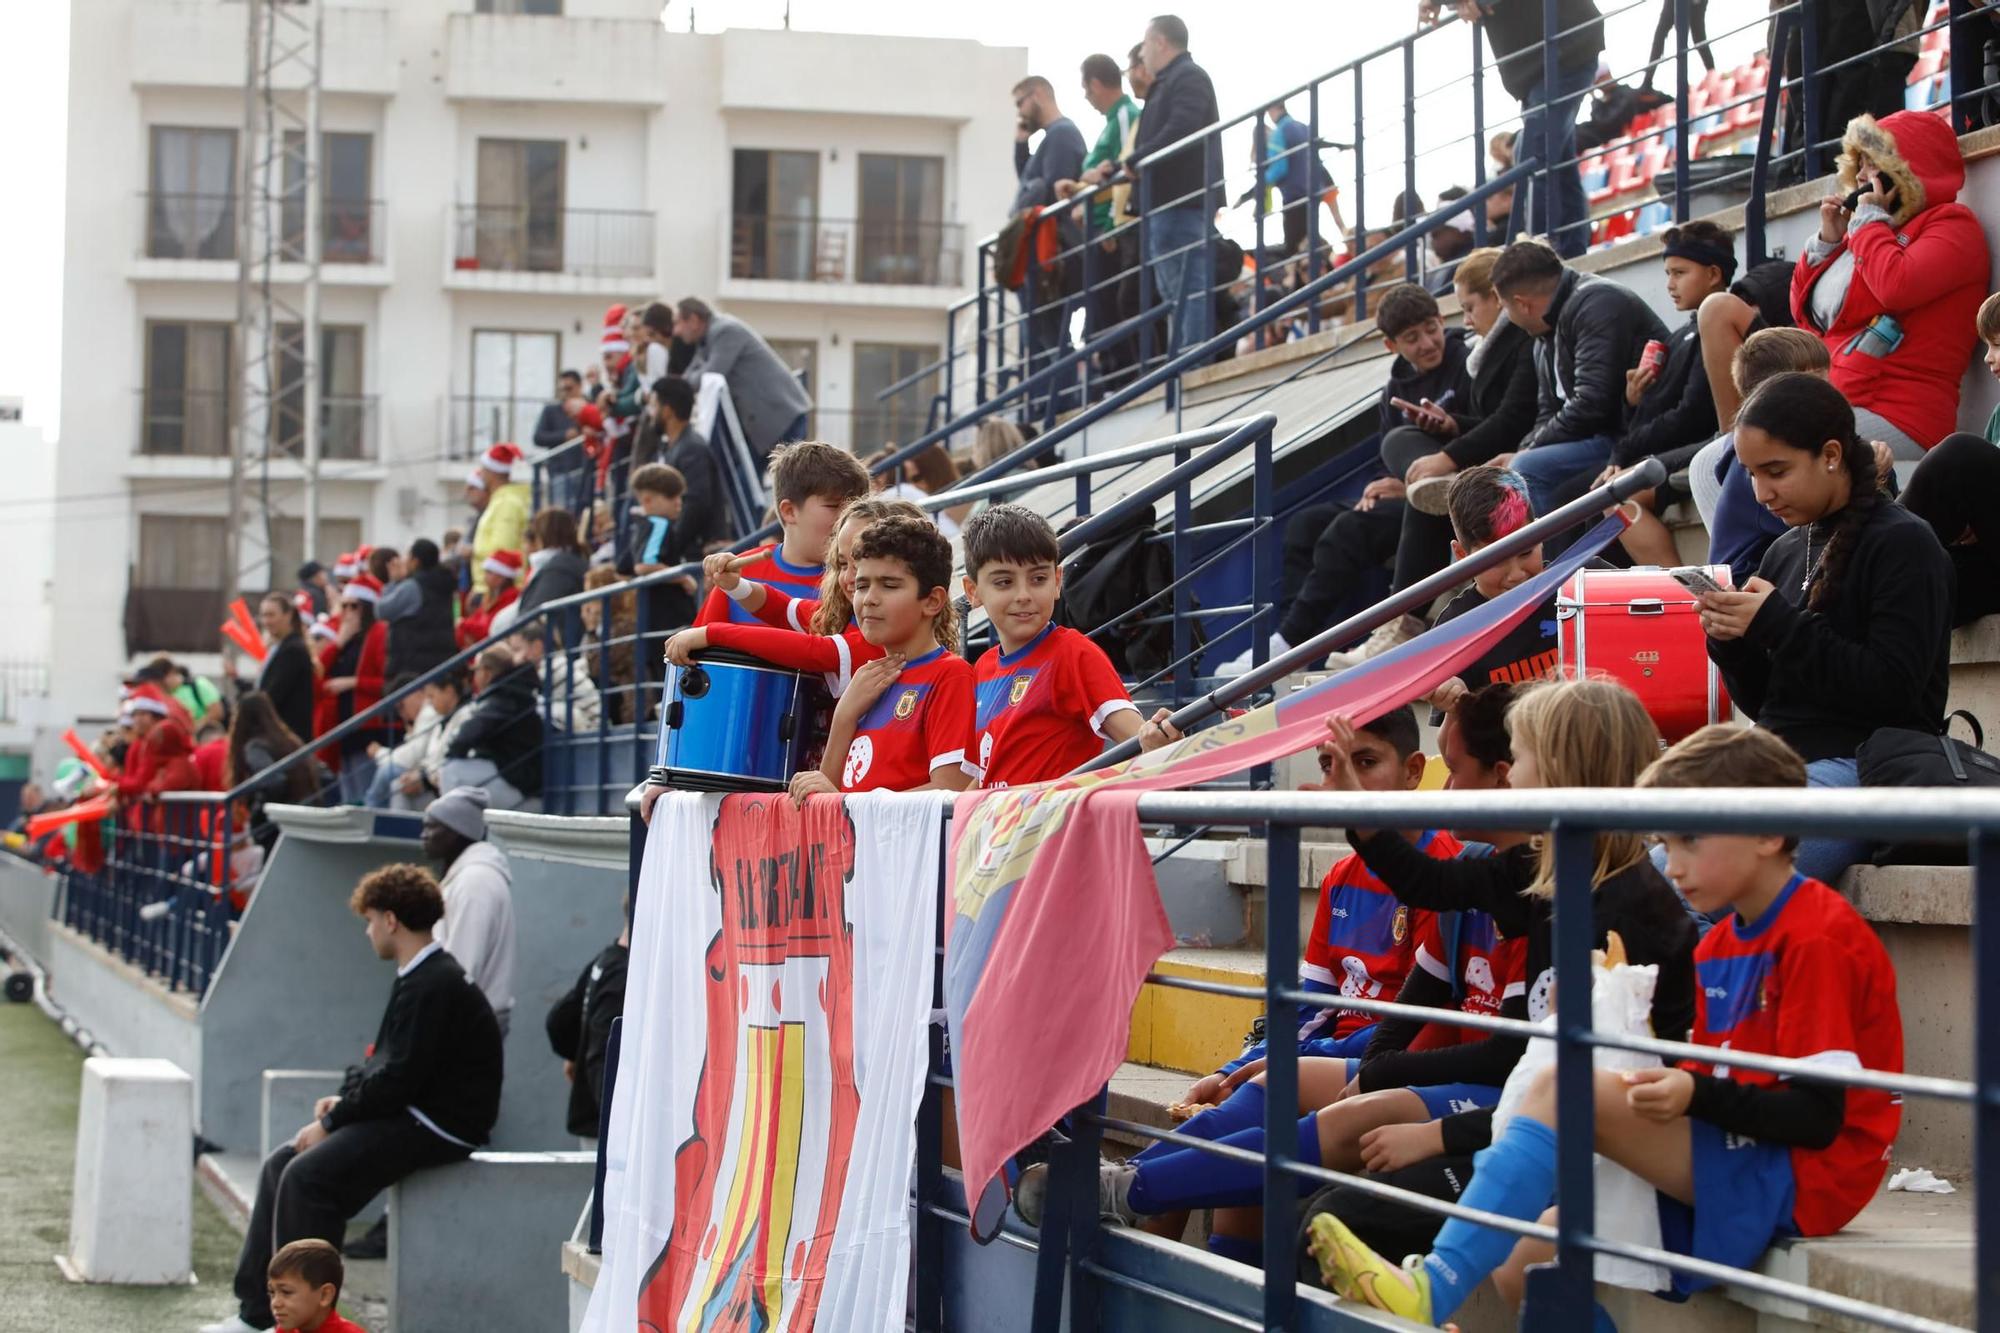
[1699,372,1953,882]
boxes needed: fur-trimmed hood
[1837,110,1964,227]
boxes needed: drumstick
[721,545,776,574]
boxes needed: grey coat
[685,313,813,461]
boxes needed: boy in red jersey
[264,1239,366,1333]
[790,517,977,796]
[1312,724,1902,1324]
[694,441,869,627]
[958,503,1176,786]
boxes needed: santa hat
[126,684,172,718]
[334,551,358,578]
[292,590,315,617]
[310,614,338,642]
[465,467,488,492]
[602,303,630,356]
[480,442,522,476]
[343,572,383,604]
[575,402,605,433]
[483,549,524,581]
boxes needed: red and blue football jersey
[837,646,977,793]
[1405,907,1528,1051]
[1680,874,1902,1236]
[1299,834,1460,1040]
[967,624,1138,788]
[697,548,824,628]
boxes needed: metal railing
[274,392,378,462]
[142,190,237,261]
[450,203,654,279]
[137,387,232,458]
[728,214,964,287]
[282,197,385,265]
[450,393,555,462]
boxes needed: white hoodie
[434,840,517,1029]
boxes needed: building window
[767,338,818,435]
[730,149,819,281]
[147,126,237,260]
[282,131,375,263]
[271,516,363,588]
[274,325,368,461]
[136,515,229,589]
[858,154,949,285]
[476,0,561,11]
[143,321,232,456]
[463,328,559,458]
[470,138,566,272]
[851,342,939,451]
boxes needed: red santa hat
[480,441,522,476]
[309,614,338,642]
[482,549,524,581]
[125,684,173,718]
[292,589,315,617]
[333,551,358,578]
[343,572,383,604]
[602,303,630,356]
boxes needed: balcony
[444,12,667,106]
[447,394,548,464]
[133,194,390,284]
[129,2,396,97]
[445,205,656,295]
[723,216,963,305]
[143,191,237,262]
[134,390,379,463]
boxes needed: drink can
[1640,339,1667,377]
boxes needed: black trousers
[233,1116,469,1328]
[1294,1153,1476,1284]
[1902,431,2000,626]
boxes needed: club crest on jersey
[1008,673,1033,706]
[1392,905,1409,943]
[894,688,919,720]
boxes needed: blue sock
[1423,1115,1559,1322]
[1205,1232,1261,1264]
[1136,1082,1266,1162]
[1129,1112,1324,1214]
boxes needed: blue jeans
[362,758,402,809]
[336,753,377,807]
[1518,61,1598,258]
[1797,757,1868,885]
[1146,204,1214,356]
[1512,435,1612,518]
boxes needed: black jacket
[1524,270,1667,450]
[326,947,503,1146]
[1445,317,1540,468]
[518,550,590,648]
[446,663,545,796]
[534,400,577,456]
[1378,327,1474,438]
[1127,51,1221,212]
[1709,501,1953,762]
[1482,0,1605,102]
[1611,312,1718,467]
[384,564,460,679]
[546,941,629,1138]
[256,633,317,746]
[660,427,727,551]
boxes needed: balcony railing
[448,393,549,462]
[450,204,654,279]
[143,191,236,261]
[282,198,385,266]
[730,215,962,287]
[136,389,378,461]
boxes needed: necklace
[1800,523,1827,595]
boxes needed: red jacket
[456,584,519,649]
[192,736,229,790]
[316,621,391,767]
[1792,110,1990,448]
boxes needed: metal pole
[1541,0,1561,252]
[1549,822,1598,1322]
[1672,0,1691,224]
[1306,80,1323,333]
[1472,21,1489,246]
[1800,0,1824,177]
[301,0,323,560]
[1975,830,2000,1332]
[1352,65,1369,322]
[1260,821,1301,1330]
[228,0,259,616]
[1403,36,1419,281]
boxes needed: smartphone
[1670,567,1722,595]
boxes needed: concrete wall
[0,853,58,967]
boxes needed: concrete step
[1127,947,1264,1076]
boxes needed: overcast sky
[0,0,1760,437]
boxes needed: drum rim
[682,647,812,676]
[654,764,792,792]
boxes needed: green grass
[0,1003,244,1331]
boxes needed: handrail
[1081,453,1665,771]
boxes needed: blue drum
[651,649,825,792]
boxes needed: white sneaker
[197,1317,260,1333]
[1406,473,1455,516]
[1321,614,1426,672]
[1211,631,1292,679]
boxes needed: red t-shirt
[695,548,823,628]
[1299,835,1456,1039]
[284,1312,367,1333]
[966,624,1137,788]
[836,646,976,793]
[1680,874,1902,1236]
[1405,907,1528,1051]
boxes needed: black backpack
[1055,506,1204,680]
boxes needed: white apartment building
[51,0,1026,727]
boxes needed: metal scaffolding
[229,0,323,606]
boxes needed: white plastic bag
[1491,935,1670,1292]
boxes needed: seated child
[693,441,869,627]
[789,517,976,797]
[1424,466,1556,713]
[958,503,1174,786]
[1312,724,1902,1323]
[264,1238,366,1333]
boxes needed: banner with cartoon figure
[584,789,941,1333]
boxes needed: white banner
[584,790,941,1333]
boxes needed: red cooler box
[1555,566,1733,741]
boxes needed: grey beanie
[426,786,490,842]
